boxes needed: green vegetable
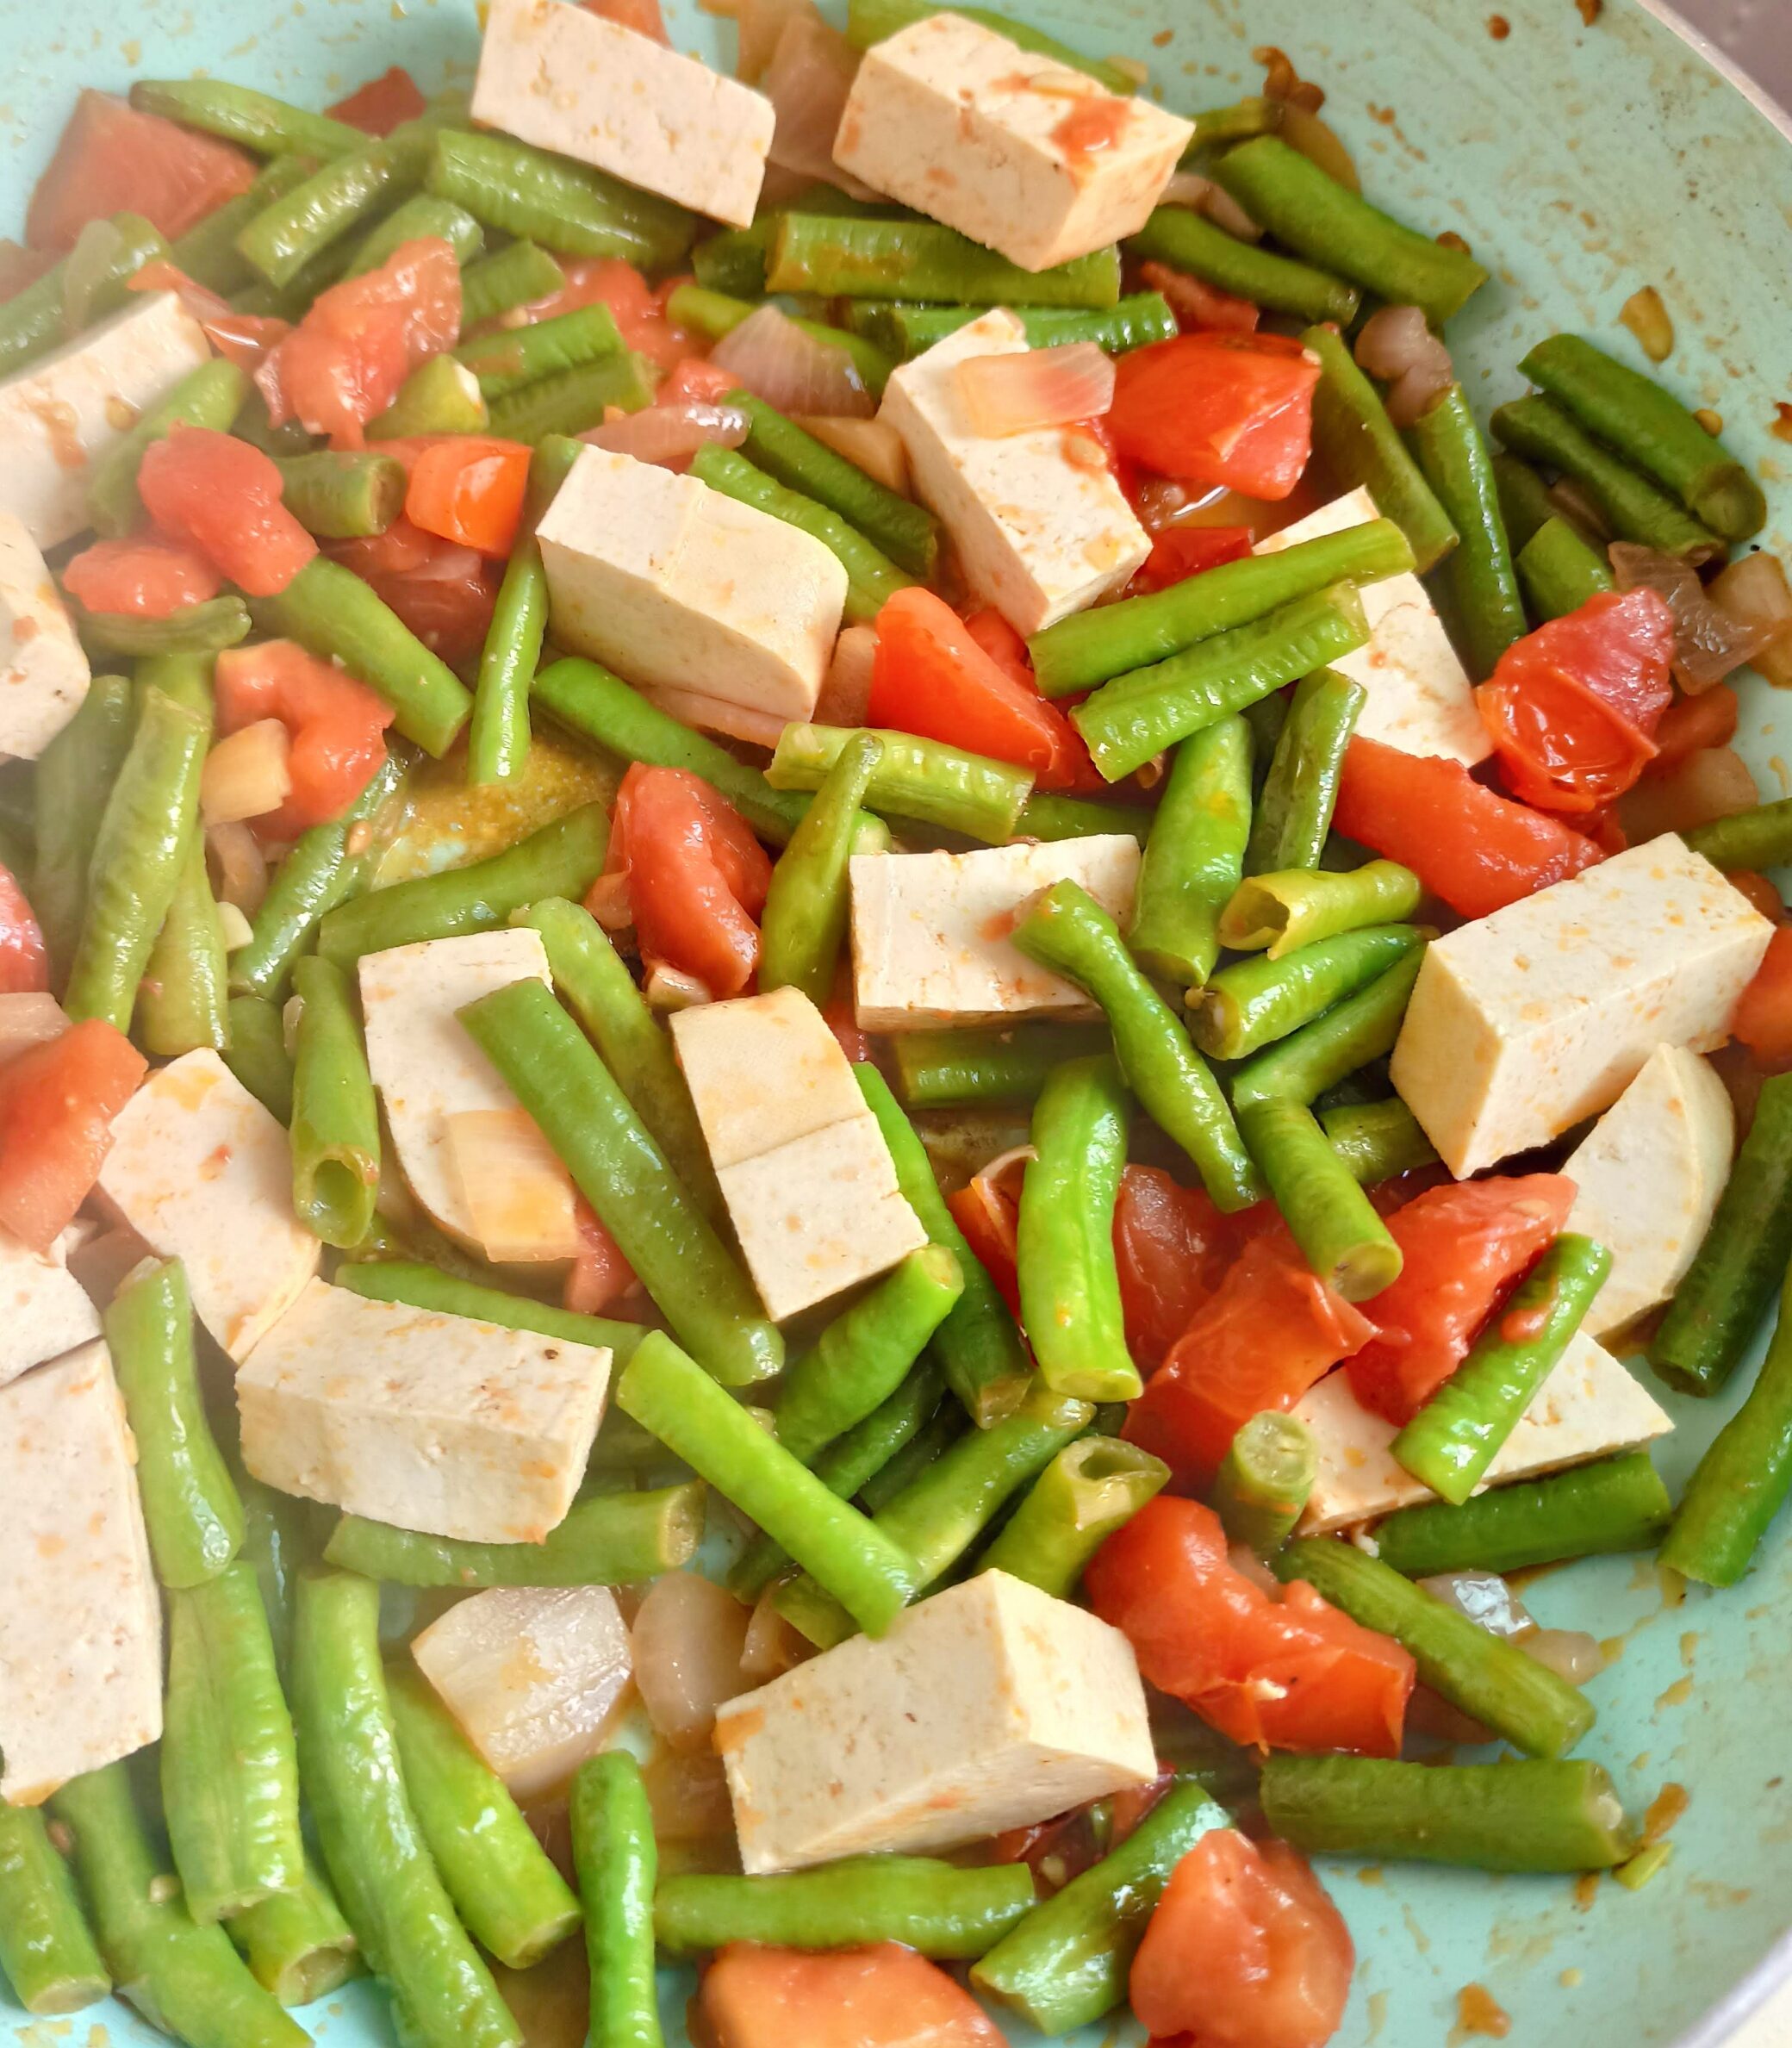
[892,1022,1111,1106]
[1318,1097,1438,1185]
[468,540,546,787]
[570,1753,662,2048]
[1222,858,1421,957]
[1241,668,1362,876]
[455,302,622,396]
[74,595,252,661]
[131,78,362,157]
[0,1802,109,2014]
[1192,924,1422,1061]
[274,451,407,540]
[767,720,1033,843]
[32,672,134,980]
[979,1435,1169,1597]
[488,353,657,441]
[1129,716,1253,987]
[1494,449,1566,551]
[1683,796,1792,873]
[236,123,435,287]
[426,128,694,268]
[846,293,1179,360]
[662,285,895,393]
[226,1854,360,2007]
[288,954,381,1248]
[1409,383,1527,678]
[1229,944,1425,1108]
[344,194,484,277]
[1213,1411,1317,1558]
[1490,395,1720,563]
[1374,1451,1671,1578]
[337,1257,648,1364]
[769,213,1121,308]
[1240,1095,1403,1299]
[1126,204,1360,324]
[1515,515,1615,620]
[458,240,565,327]
[1017,791,1154,843]
[88,358,247,537]
[137,819,229,1058]
[366,354,488,440]
[656,1858,1034,1960]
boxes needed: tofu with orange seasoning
[0,1217,102,1391]
[0,511,90,758]
[95,1049,320,1360]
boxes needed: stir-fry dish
[3,5,1792,2045]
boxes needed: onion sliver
[955,342,1116,438]
[631,1571,753,1752]
[712,303,874,420]
[445,1106,582,1262]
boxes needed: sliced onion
[583,400,749,468]
[641,682,790,749]
[445,1107,583,1262]
[206,820,269,918]
[217,901,254,953]
[1619,744,1758,843]
[793,414,910,495]
[735,0,812,83]
[0,992,68,1064]
[1199,182,1264,243]
[641,1745,735,1843]
[1227,1543,1280,1595]
[1610,541,1776,692]
[741,1589,810,1681]
[1354,306,1455,430]
[1278,103,1359,192]
[1521,1627,1604,1687]
[644,963,714,1012]
[1710,551,1792,688]
[411,1586,634,1796]
[1418,1570,1534,1638]
[66,1223,153,1310]
[1619,286,1674,365]
[1132,476,1231,533]
[584,870,633,932]
[763,13,877,197]
[630,1571,752,1752]
[817,624,877,725]
[712,303,874,420]
[201,718,292,827]
[1160,170,1218,210]
[956,343,1116,439]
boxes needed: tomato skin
[1131,523,1255,595]
[1107,333,1319,499]
[331,516,500,669]
[660,355,737,406]
[137,425,317,598]
[0,1018,146,1253]
[1333,736,1605,918]
[944,1155,1026,1321]
[404,437,532,557]
[1732,924,1792,1073]
[1343,1173,1577,1424]
[1112,1163,1240,1371]
[215,638,394,840]
[1086,1497,1414,1756]
[1130,1830,1354,2048]
[563,1195,638,1314]
[600,764,770,998]
[126,261,290,374]
[1138,258,1261,334]
[700,1942,1005,2048]
[581,0,671,40]
[327,66,428,135]
[26,90,256,252]
[0,867,49,995]
[63,536,221,618]
[1652,682,1739,769]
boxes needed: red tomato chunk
[26,90,255,252]
[215,639,394,840]
[1107,333,1320,500]
[700,1942,1005,2048]
[0,1019,146,1253]
[63,536,221,618]
[137,425,316,598]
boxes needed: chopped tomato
[660,355,737,406]
[260,238,461,448]
[126,260,290,373]
[700,1943,1005,2048]
[961,607,1032,687]
[582,0,670,38]
[215,638,394,840]
[63,535,221,618]
[0,867,48,995]
[1112,1163,1240,1370]
[563,1195,638,1314]
[0,240,54,302]
[1618,742,1758,843]
[26,90,256,252]
[1086,1497,1414,1755]
[524,258,689,370]
[600,764,770,998]
[405,437,532,557]
[1344,1173,1577,1424]
[1106,332,1319,500]
[868,587,1087,788]
[1732,924,1792,1073]
[1124,1229,1373,1483]
[1730,868,1786,924]
[327,66,427,134]
[1130,1829,1354,2048]
[1652,682,1739,769]
[944,1148,1028,1321]
[1131,523,1255,595]
[1139,258,1261,333]
[1476,588,1676,812]
[1333,736,1605,918]
[137,425,316,597]
[331,518,499,669]
[0,1018,146,1252]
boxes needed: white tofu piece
[850,834,1140,1029]
[413,1585,632,1796]
[1564,1044,1735,1341]
[833,15,1192,271]
[0,513,90,758]
[472,0,773,227]
[0,293,211,550]
[670,987,925,1318]
[0,1341,161,1802]
[1390,837,1772,1176]
[1294,1332,1674,1534]
[539,445,845,725]
[0,1222,103,1391]
[714,1570,1154,1872]
[96,1049,320,1361]
[880,311,1149,636]
[236,1279,613,1544]
[359,929,552,1246]
[1254,488,1489,766]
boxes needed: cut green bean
[237,124,433,287]
[73,594,252,661]
[456,302,623,397]
[1242,667,1363,876]
[845,293,1179,361]
[1222,859,1421,958]
[0,256,68,375]
[843,0,1136,90]
[335,1258,647,1364]
[1127,205,1360,325]
[1490,395,1720,563]
[892,1022,1111,1106]
[769,213,1120,308]
[289,954,380,1247]
[1011,879,1260,1211]
[227,1852,360,2007]
[1229,943,1425,1108]
[1303,324,1458,573]
[366,354,488,440]
[662,284,893,392]
[170,157,318,297]
[760,731,885,1004]
[1192,924,1421,1061]
[1239,1095,1403,1299]
[1409,383,1526,679]
[458,240,565,327]
[344,195,483,278]
[1685,797,1792,873]
[1211,135,1488,325]
[767,720,1033,843]
[570,1753,661,2048]
[1213,1411,1317,1557]
[132,78,362,158]
[426,128,694,269]
[1493,450,1565,552]
[1515,515,1615,620]
[468,538,545,785]
[139,828,229,1057]
[1375,1451,1671,1578]
[61,213,171,333]
[1017,792,1154,843]
[656,1858,1033,1960]
[0,1801,109,2014]
[33,671,134,981]
[88,358,247,538]
[1650,1071,1792,1396]
[1319,1097,1438,1185]
[1273,1537,1595,1757]
[486,353,656,441]
[980,1435,1168,1597]
[858,1396,968,1511]
[1129,716,1252,987]
[104,1255,243,1589]
[1185,95,1284,151]
[274,451,407,540]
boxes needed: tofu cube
[1565,1043,1735,1341]
[0,1222,103,1391]
[670,987,925,1319]
[850,833,1140,1029]
[96,1049,320,1361]
[880,311,1150,635]
[412,1586,633,1796]
[1294,1333,1674,1534]
[0,1341,162,1802]
[0,513,90,758]
[235,1279,613,1544]
[538,445,846,725]
[1254,488,1489,765]
[1390,837,1773,1176]
[713,1570,1154,1871]
[473,0,774,227]
[359,928,553,1248]
[0,293,211,550]
[833,15,1192,271]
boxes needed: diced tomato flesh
[0,867,49,995]
[404,437,532,557]
[26,90,256,252]
[327,66,428,135]
[944,1149,1028,1322]
[1112,1163,1241,1371]
[0,1018,146,1253]
[581,0,671,40]
[63,535,221,618]
[330,514,500,669]
[1733,924,1792,1073]
[524,258,690,370]
[563,1195,639,1314]
[1139,258,1261,334]
[137,424,316,597]
[215,638,394,840]
[127,260,290,373]
[1652,682,1739,769]
[700,1943,1006,2048]
[1131,523,1255,595]
[1106,333,1319,500]
[660,355,737,407]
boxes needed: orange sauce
[1051,96,1132,172]
[1499,1298,1551,1341]
[1453,1984,1512,2040]
[1645,1781,1689,1843]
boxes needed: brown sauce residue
[1573,1871,1602,1908]
[1771,402,1792,445]
[1051,95,1132,171]
[1452,1984,1511,2041]
[1576,0,1602,21]
[1645,1781,1689,1843]
[1254,44,1325,111]
[26,395,85,471]
[1489,13,1511,36]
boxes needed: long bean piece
[1494,449,1565,551]
[1213,1411,1317,1557]
[236,124,433,287]
[1126,204,1359,324]
[1685,797,1792,873]
[1192,924,1420,1061]
[426,129,694,269]
[1239,1096,1403,1300]
[767,720,1033,843]
[0,1802,109,2014]
[891,1022,1110,1106]
[131,78,362,158]
[979,1435,1168,1597]
[139,829,229,1061]
[768,214,1120,308]
[1517,516,1615,620]
[289,954,381,1248]
[1242,668,1362,875]
[731,390,937,577]
[1128,716,1252,986]
[760,731,885,1003]
[275,451,407,540]
[843,0,1136,90]
[656,1860,1034,1960]
[1229,944,1425,1108]
[89,358,247,538]
[468,538,546,785]
[1373,1452,1671,1578]
[1319,1097,1439,1184]
[845,293,1177,362]
[486,354,656,442]
[1409,384,1527,678]
[1222,859,1421,957]
[33,671,134,981]
[227,1853,359,2006]
[571,1753,662,2048]
[459,240,565,327]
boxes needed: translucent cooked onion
[631,1571,753,1752]
[1278,103,1359,191]
[582,400,749,467]
[1619,744,1758,843]
[1354,305,1455,429]
[734,0,812,83]
[741,1590,810,1681]
[207,820,269,918]
[0,992,68,1064]
[644,963,714,1011]
[1417,1570,1534,1638]
[200,718,292,827]
[1710,550,1792,688]
[1199,181,1264,243]
[1132,476,1233,532]
[445,1106,583,1262]
[584,869,633,932]
[1160,170,1218,210]
[762,12,876,196]
[956,343,1116,438]
[1521,1627,1604,1687]
[1610,541,1776,692]
[793,414,910,495]
[642,682,791,749]
[818,624,878,725]
[712,302,874,419]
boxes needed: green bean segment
[1241,1095,1403,1300]
[979,1435,1169,1597]
[769,214,1121,307]
[1373,1452,1671,1578]
[656,1859,1035,1959]
[1409,383,1527,678]
[1127,204,1360,324]
[1192,924,1422,1061]
[1230,944,1425,1108]
[0,1802,110,2014]
[1222,859,1422,956]
[1243,667,1364,876]
[893,1022,1111,1107]
[1516,515,1616,619]
[289,954,381,1247]
[1213,1411,1317,1558]
[1129,716,1253,987]
[768,720,1033,843]
[571,1752,662,2048]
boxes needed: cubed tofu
[236,1279,613,1544]
[0,293,211,550]
[0,1341,161,1802]
[538,445,845,725]
[1254,488,1489,765]
[0,1222,103,1391]
[850,834,1140,1030]
[0,513,90,758]
[1565,1043,1734,1341]
[412,1586,632,1796]
[96,1049,320,1361]
[713,1570,1154,1871]
[833,15,1192,271]
[1294,1332,1674,1534]
[359,928,552,1246]
[1390,837,1772,1176]
[670,987,925,1318]
[472,0,773,227]
[879,311,1149,635]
